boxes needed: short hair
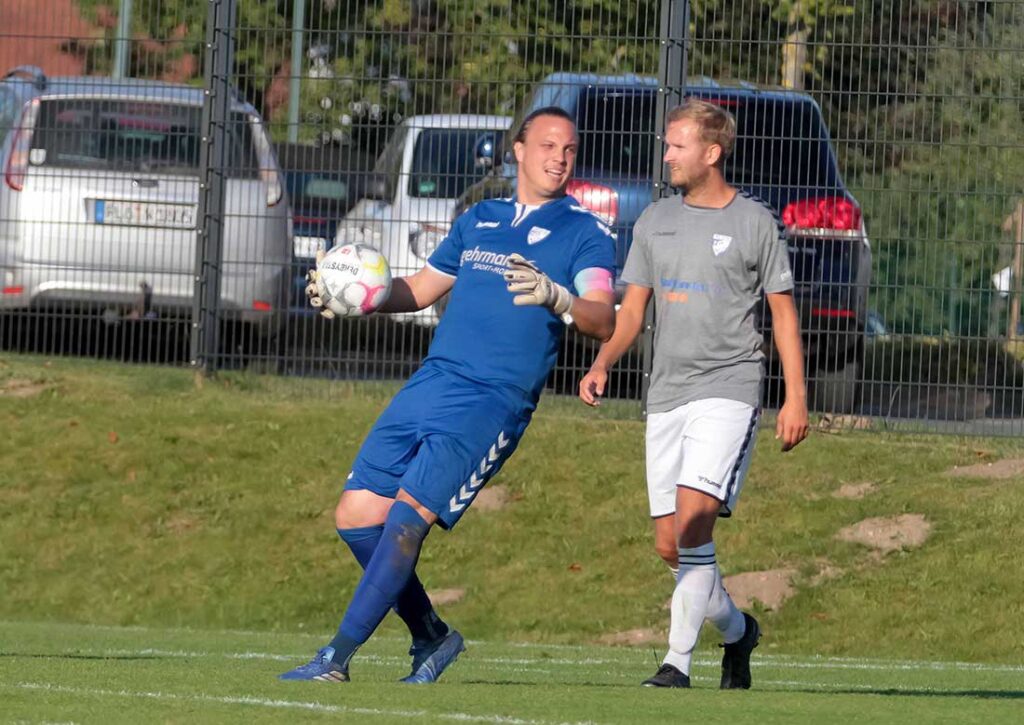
[513,106,575,144]
[667,99,737,161]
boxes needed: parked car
[0,66,290,341]
[275,141,376,316]
[335,114,512,326]
[456,73,872,412]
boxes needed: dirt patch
[723,568,797,611]
[595,628,664,646]
[835,514,931,553]
[809,559,844,586]
[832,482,877,500]
[427,588,465,606]
[946,459,1024,480]
[817,414,873,431]
[165,514,199,535]
[0,379,49,398]
[474,486,510,512]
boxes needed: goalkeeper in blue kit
[279,107,616,683]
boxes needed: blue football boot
[278,646,350,682]
[401,630,466,684]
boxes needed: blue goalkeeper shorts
[346,365,533,529]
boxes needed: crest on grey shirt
[711,233,733,256]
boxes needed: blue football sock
[329,502,431,665]
[337,525,449,644]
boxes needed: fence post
[191,0,237,376]
[643,0,689,417]
[1009,200,1024,340]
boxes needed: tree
[853,1,1024,336]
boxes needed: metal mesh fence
[1,0,1022,434]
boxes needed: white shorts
[646,398,760,519]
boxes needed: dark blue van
[456,73,871,412]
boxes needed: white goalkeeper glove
[304,250,337,319]
[503,253,573,316]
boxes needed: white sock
[662,542,717,675]
[706,563,746,643]
[667,564,679,581]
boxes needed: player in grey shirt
[580,100,808,690]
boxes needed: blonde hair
[667,99,736,164]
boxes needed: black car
[275,142,376,316]
[456,74,871,412]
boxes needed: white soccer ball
[315,243,392,317]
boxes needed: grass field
[2,354,1024,722]
[2,621,1022,723]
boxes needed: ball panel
[315,243,392,318]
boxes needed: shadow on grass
[0,652,161,661]
[787,686,1024,700]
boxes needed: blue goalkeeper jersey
[425,195,615,405]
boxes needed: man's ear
[706,143,723,167]
[513,141,525,164]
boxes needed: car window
[0,87,18,143]
[409,128,496,199]
[29,99,259,178]
[372,124,408,197]
[572,87,840,191]
[576,88,656,178]
[719,97,839,191]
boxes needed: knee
[334,495,373,529]
[334,498,354,529]
[654,537,677,565]
[675,510,718,549]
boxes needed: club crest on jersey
[711,233,733,256]
[527,226,551,245]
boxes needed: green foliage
[852,2,1024,336]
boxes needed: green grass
[1,621,1021,724]
[2,353,1024,694]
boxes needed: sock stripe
[677,555,717,565]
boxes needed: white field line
[3,621,1020,674]
[54,647,1024,676]
[5,682,596,725]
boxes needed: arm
[377,266,455,314]
[766,291,808,451]
[502,254,614,340]
[579,284,652,406]
[568,290,615,342]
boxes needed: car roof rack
[4,65,47,91]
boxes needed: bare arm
[569,290,616,342]
[378,266,455,314]
[766,291,808,450]
[579,284,652,405]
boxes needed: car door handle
[132,179,159,188]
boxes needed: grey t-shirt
[622,191,793,412]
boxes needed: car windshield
[31,99,259,178]
[409,128,497,199]
[574,88,838,190]
[718,97,839,191]
[576,89,656,179]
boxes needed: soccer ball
[315,243,392,317]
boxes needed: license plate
[94,200,196,229]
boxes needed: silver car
[0,67,290,335]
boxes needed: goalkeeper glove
[304,250,337,319]
[503,253,573,316]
